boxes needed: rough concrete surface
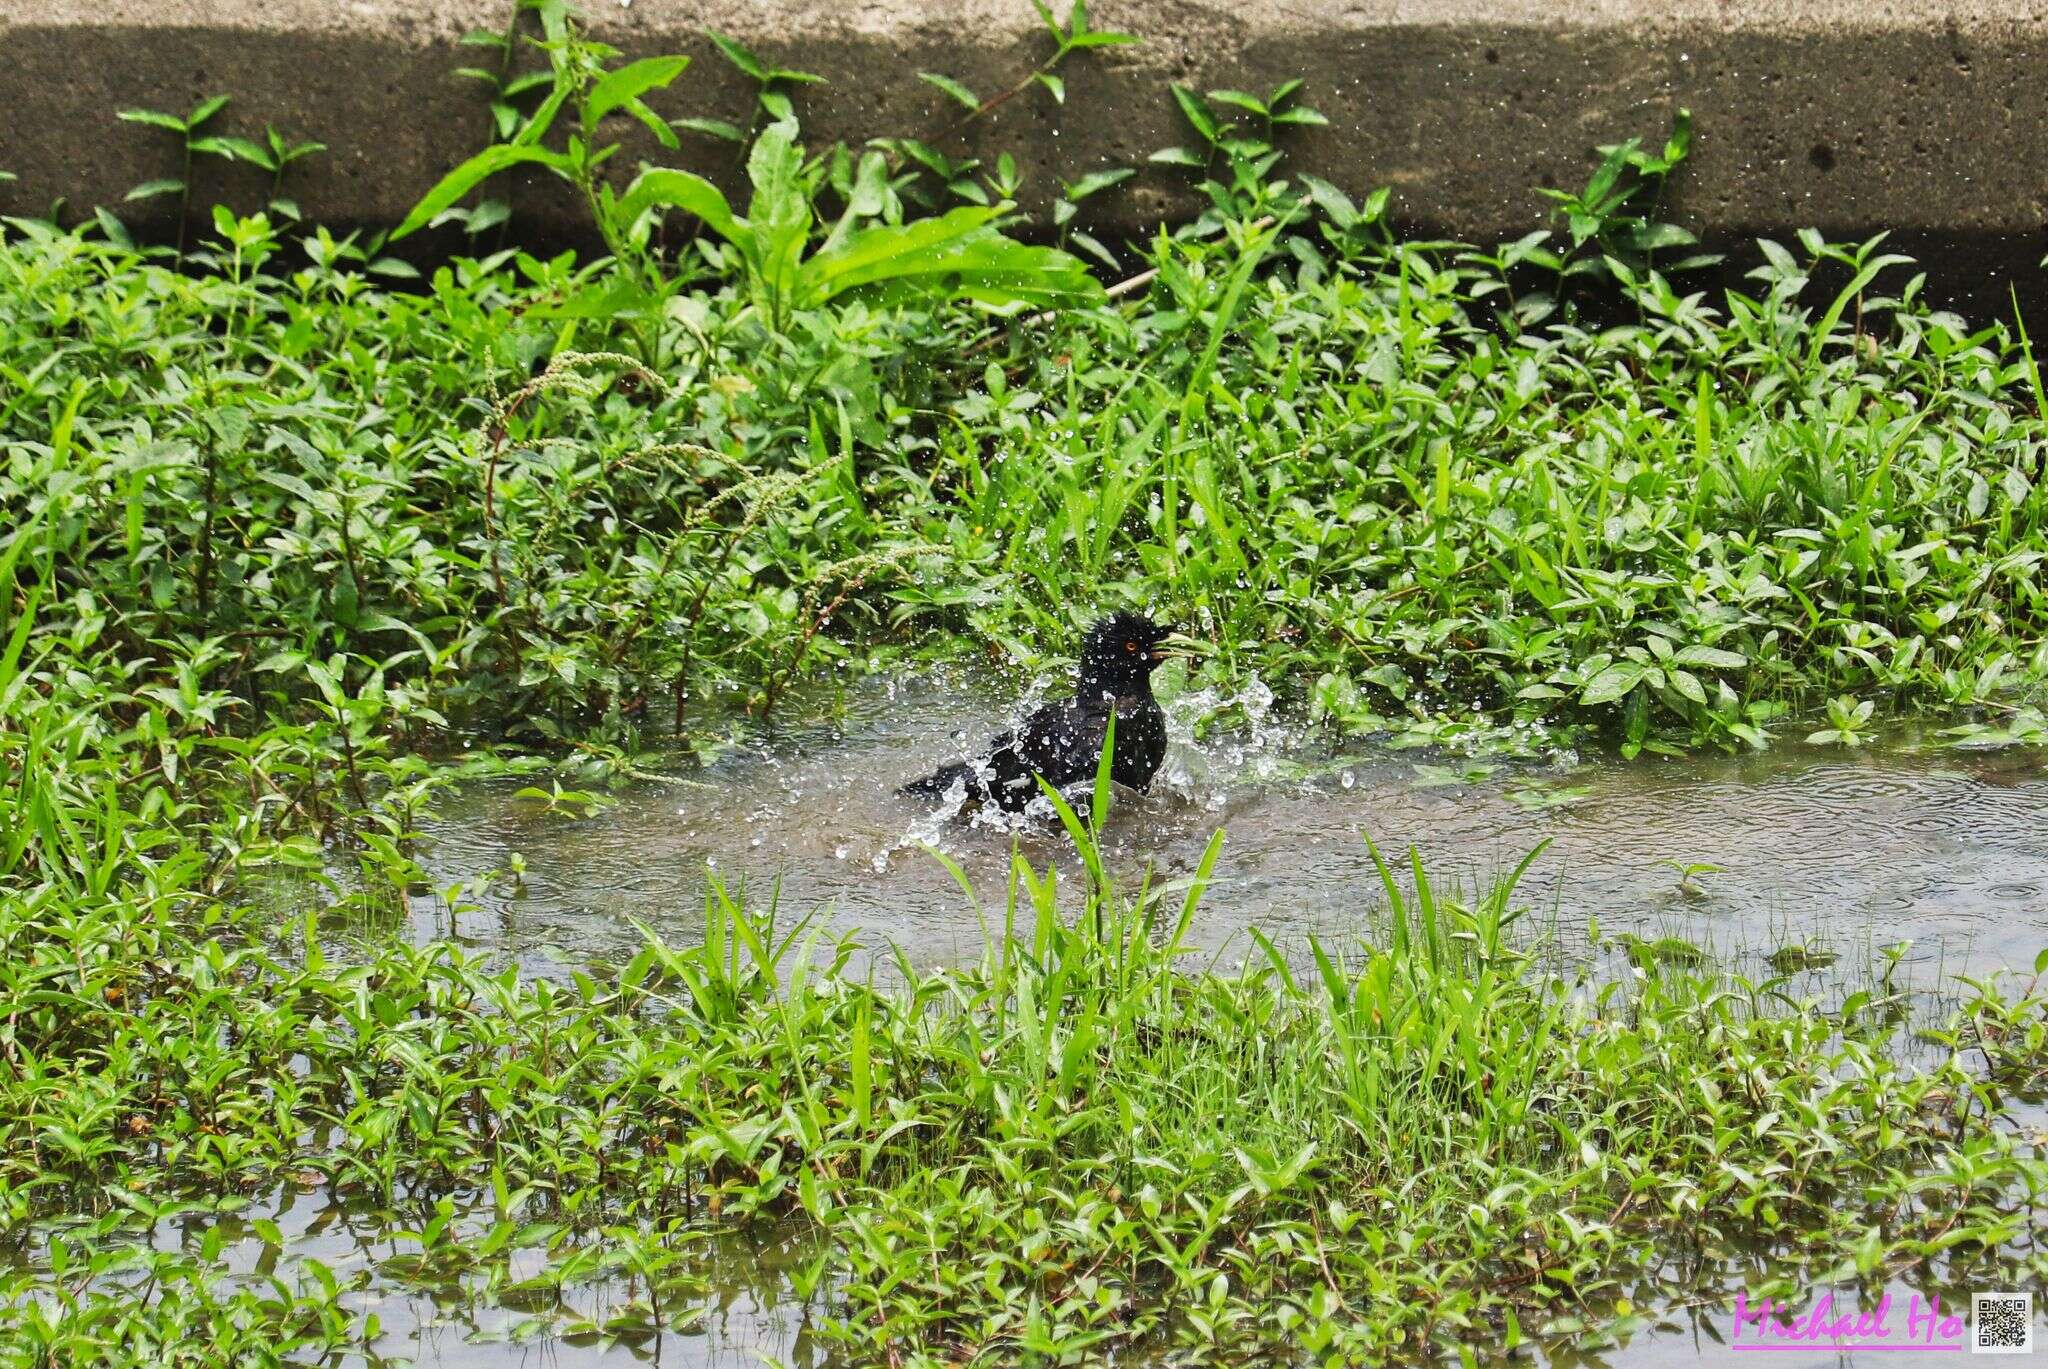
[2,1,2044,317]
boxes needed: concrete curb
[3,2,2043,316]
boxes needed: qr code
[1974,1292,2034,1355]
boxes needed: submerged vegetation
[5,0,2048,1360]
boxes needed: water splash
[408,676,2048,991]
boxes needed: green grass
[7,39,2048,1361]
[5,190,2047,773]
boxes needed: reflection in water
[8,1189,826,1368]
[415,675,2048,991]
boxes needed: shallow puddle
[413,674,2048,991]
[209,673,2048,1365]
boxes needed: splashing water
[405,675,2048,991]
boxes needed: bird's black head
[1077,612,1171,694]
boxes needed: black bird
[902,613,1174,813]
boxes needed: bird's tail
[899,761,975,799]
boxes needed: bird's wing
[1014,695,1112,791]
[903,723,1019,801]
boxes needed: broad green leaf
[117,109,187,132]
[1298,173,1358,229]
[819,151,889,255]
[503,70,556,98]
[616,168,742,245]
[1207,89,1267,116]
[186,94,231,128]
[1757,238,1799,276]
[844,151,889,218]
[458,198,511,236]
[1580,664,1642,706]
[512,78,573,148]
[1671,645,1747,669]
[801,202,1000,293]
[677,116,746,143]
[1066,29,1139,47]
[705,30,766,81]
[531,0,571,45]
[124,179,186,202]
[259,471,320,504]
[918,72,979,110]
[391,143,572,240]
[1065,167,1133,201]
[524,275,663,321]
[1171,85,1217,142]
[1664,107,1694,163]
[1630,221,1697,251]
[93,207,133,248]
[1068,229,1118,272]
[878,257,1100,312]
[745,120,811,318]
[619,97,681,150]
[585,55,690,127]
[191,135,273,167]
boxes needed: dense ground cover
[4,826,2047,1364]
[6,8,2048,1361]
[8,150,2048,774]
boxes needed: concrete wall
[3,2,2043,317]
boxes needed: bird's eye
[1124,640,1137,653]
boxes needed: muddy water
[414,674,2048,988]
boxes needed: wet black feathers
[902,614,1171,813]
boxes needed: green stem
[176,139,193,262]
